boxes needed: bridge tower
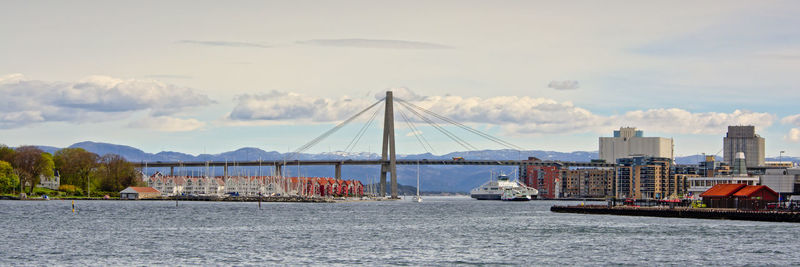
[380,91,398,198]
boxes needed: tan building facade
[599,127,673,164]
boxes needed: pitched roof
[733,185,777,197]
[121,187,160,194]
[700,184,747,197]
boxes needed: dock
[551,205,800,223]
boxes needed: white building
[37,171,60,190]
[599,127,673,163]
[760,168,800,196]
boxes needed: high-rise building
[723,126,765,167]
[599,127,673,163]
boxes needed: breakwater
[551,205,800,223]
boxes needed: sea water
[1,197,799,265]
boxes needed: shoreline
[0,195,386,203]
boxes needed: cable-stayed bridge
[135,91,613,198]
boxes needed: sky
[1,0,800,157]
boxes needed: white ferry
[470,174,538,200]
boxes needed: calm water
[2,197,799,266]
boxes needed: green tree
[12,146,54,194]
[93,154,141,192]
[0,144,15,163]
[0,160,20,194]
[54,148,98,190]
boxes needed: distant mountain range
[29,141,799,192]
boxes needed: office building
[723,125,765,167]
[599,127,673,164]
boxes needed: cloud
[226,88,776,137]
[0,74,213,128]
[787,128,800,143]
[177,40,270,48]
[127,116,205,132]
[619,109,774,135]
[228,91,374,122]
[548,80,580,90]
[781,114,800,126]
[297,39,453,50]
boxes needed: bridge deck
[136,160,615,168]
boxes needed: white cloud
[548,80,580,90]
[228,91,374,122]
[227,89,776,136]
[786,128,800,143]
[620,109,774,135]
[0,74,213,128]
[781,114,800,126]
[127,116,205,132]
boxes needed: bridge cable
[396,98,523,150]
[397,109,435,154]
[286,98,385,160]
[344,104,382,153]
[396,101,478,151]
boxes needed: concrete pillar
[380,91,398,198]
[335,163,342,179]
[170,166,174,176]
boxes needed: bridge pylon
[380,91,398,198]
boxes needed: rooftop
[700,184,746,197]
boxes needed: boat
[470,173,538,200]
[501,189,531,201]
[413,160,422,203]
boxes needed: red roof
[700,184,747,197]
[130,187,160,193]
[733,185,777,197]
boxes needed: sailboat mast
[416,160,420,196]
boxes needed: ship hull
[470,194,502,200]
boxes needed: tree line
[0,145,144,196]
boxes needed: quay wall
[551,205,800,223]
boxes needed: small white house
[37,171,60,190]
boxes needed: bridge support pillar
[276,164,282,177]
[335,163,342,179]
[170,166,174,176]
[224,165,228,178]
[380,91,398,198]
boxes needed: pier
[551,205,800,223]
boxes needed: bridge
[141,159,614,181]
[135,91,557,198]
